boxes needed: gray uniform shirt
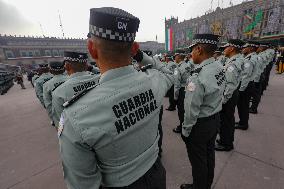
[239,53,254,91]
[52,71,100,126]
[43,74,68,122]
[223,54,244,104]
[245,52,259,82]
[174,61,194,99]
[166,61,177,72]
[216,55,228,66]
[32,75,39,85]
[182,57,225,137]
[254,52,267,82]
[59,55,174,189]
[35,73,53,107]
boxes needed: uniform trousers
[219,90,239,147]
[237,82,253,126]
[101,158,166,189]
[182,113,220,189]
[265,62,273,89]
[168,85,176,109]
[158,106,163,155]
[251,81,262,111]
[177,87,185,127]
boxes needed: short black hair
[50,69,65,75]
[66,61,87,72]
[199,44,217,55]
[93,36,133,58]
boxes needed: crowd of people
[30,7,279,189]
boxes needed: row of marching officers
[31,7,276,189]
[32,53,100,128]
[164,39,276,151]
[161,39,276,189]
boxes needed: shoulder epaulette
[190,67,202,75]
[52,81,65,92]
[42,77,52,85]
[141,64,153,72]
[63,84,99,108]
[185,67,192,73]
[246,55,252,60]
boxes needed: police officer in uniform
[235,41,259,130]
[43,61,67,127]
[249,43,273,113]
[58,7,175,189]
[32,70,40,86]
[52,51,100,127]
[35,63,53,108]
[214,48,227,66]
[180,34,225,189]
[265,46,276,88]
[215,39,245,151]
[165,54,177,111]
[173,50,194,133]
[249,42,264,114]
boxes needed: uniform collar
[69,71,90,79]
[245,52,256,58]
[177,61,186,67]
[53,74,64,79]
[99,65,136,84]
[228,54,241,62]
[196,57,215,68]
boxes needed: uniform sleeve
[182,77,204,137]
[59,112,102,189]
[223,66,239,104]
[141,53,175,94]
[43,83,53,120]
[173,67,181,100]
[52,91,64,127]
[35,81,45,108]
[240,59,253,91]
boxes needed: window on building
[20,51,28,57]
[53,50,59,57]
[28,51,34,57]
[34,50,41,57]
[5,51,14,59]
[45,50,51,56]
[59,50,64,57]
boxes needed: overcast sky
[0,0,244,42]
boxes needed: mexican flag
[165,27,173,51]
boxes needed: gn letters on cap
[89,7,140,42]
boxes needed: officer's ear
[131,42,140,57]
[195,45,202,56]
[88,39,98,60]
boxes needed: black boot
[235,123,248,130]
[180,184,194,189]
[173,126,182,133]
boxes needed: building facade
[165,0,284,50]
[139,41,165,54]
[0,35,88,69]
[0,35,165,70]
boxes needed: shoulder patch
[227,66,234,72]
[174,69,178,75]
[57,114,64,137]
[244,63,250,68]
[187,82,196,92]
